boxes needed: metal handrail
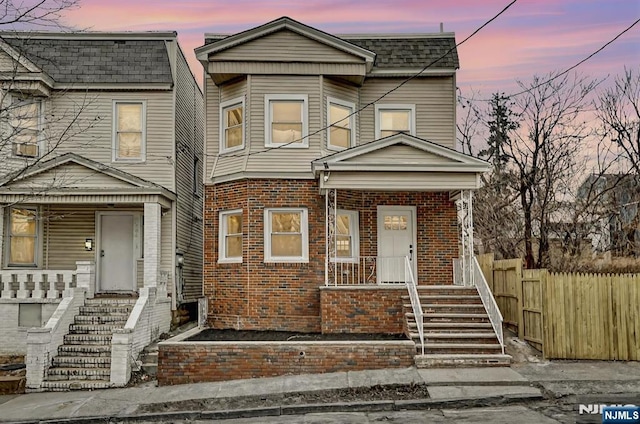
[472,256,504,353]
[404,256,424,355]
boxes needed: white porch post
[144,202,162,288]
[456,190,475,286]
[325,189,337,286]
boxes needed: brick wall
[157,340,415,386]
[204,179,458,332]
[320,286,406,335]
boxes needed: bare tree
[0,0,77,29]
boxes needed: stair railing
[472,256,504,354]
[404,256,424,355]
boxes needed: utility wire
[213,0,518,159]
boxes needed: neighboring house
[195,17,503,366]
[0,31,203,390]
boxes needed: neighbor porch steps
[41,298,135,391]
[403,286,511,367]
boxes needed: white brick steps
[42,297,135,391]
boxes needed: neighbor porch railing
[1,260,96,299]
[472,256,504,354]
[404,256,424,355]
[328,256,409,285]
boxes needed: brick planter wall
[203,179,458,333]
[320,286,406,335]
[157,334,415,386]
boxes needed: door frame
[95,211,143,293]
[376,205,418,283]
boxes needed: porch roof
[0,153,175,207]
[311,134,490,192]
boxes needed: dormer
[195,17,376,86]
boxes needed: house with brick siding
[195,17,507,367]
[0,31,203,390]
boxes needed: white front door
[99,214,135,292]
[377,206,417,283]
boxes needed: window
[7,206,38,267]
[264,208,309,262]
[219,210,242,263]
[113,101,146,161]
[375,104,416,139]
[334,210,359,262]
[265,94,308,147]
[9,96,41,158]
[19,304,42,328]
[327,98,355,150]
[220,97,244,152]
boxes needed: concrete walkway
[0,361,638,423]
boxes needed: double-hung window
[327,98,355,150]
[375,104,416,139]
[265,94,308,147]
[6,206,38,267]
[264,208,309,262]
[219,210,243,263]
[10,95,41,158]
[220,97,244,152]
[113,101,146,162]
[334,210,359,262]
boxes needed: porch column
[456,190,474,286]
[325,189,337,286]
[144,202,162,288]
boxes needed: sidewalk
[0,361,638,423]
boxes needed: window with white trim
[375,104,416,139]
[113,101,146,161]
[264,208,309,262]
[219,209,242,263]
[6,206,38,267]
[265,94,308,147]
[9,95,41,158]
[327,97,355,150]
[220,97,244,152]
[334,210,359,262]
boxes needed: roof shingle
[345,37,459,69]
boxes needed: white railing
[329,256,408,285]
[404,256,424,355]
[472,256,504,353]
[1,270,77,299]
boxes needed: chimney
[440,22,444,33]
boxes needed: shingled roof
[4,36,174,85]
[344,37,459,70]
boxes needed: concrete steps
[42,297,135,390]
[404,286,510,367]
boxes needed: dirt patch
[186,329,407,342]
[0,356,25,395]
[136,383,430,414]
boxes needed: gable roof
[1,32,175,85]
[197,16,376,67]
[0,153,174,198]
[312,133,489,174]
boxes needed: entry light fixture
[85,238,93,251]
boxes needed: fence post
[516,260,524,340]
[539,269,548,358]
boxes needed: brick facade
[157,340,416,385]
[204,178,458,333]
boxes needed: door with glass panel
[377,206,416,283]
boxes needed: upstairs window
[113,101,146,162]
[327,98,355,150]
[7,206,38,267]
[265,94,308,148]
[375,104,415,139]
[220,97,244,153]
[9,96,41,158]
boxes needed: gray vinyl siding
[6,163,134,189]
[173,48,204,303]
[161,208,173,294]
[322,78,360,156]
[44,90,176,191]
[344,145,454,164]
[245,75,321,175]
[210,78,248,178]
[359,77,456,148]
[214,29,362,63]
[0,50,26,72]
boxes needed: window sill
[218,258,242,264]
[264,144,309,149]
[220,145,245,155]
[264,258,309,264]
[112,159,146,164]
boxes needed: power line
[212,0,518,159]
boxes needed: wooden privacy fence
[477,253,640,361]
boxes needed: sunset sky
[59,0,638,96]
